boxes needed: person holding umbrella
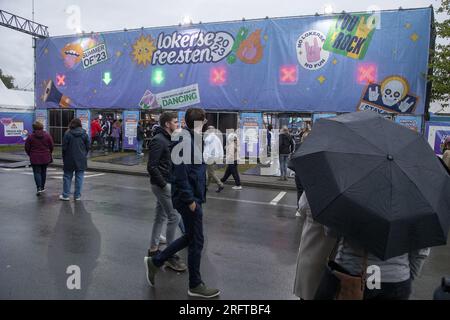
[291,111,450,300]
[316,233,430,300]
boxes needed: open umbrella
[291,111,450,260]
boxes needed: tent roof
[0,79,34,111]
[429,101,450,115]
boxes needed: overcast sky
[0,0,445,89]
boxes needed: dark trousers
[105,135,113,150]
[315,277,412,300]
[32,164,47,191]
[221,161,241,186]
[91,134,104,150]
[295,174,304,209]
[152,203,204,289]
[364,279,412,300]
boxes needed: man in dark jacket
[278,126,294,181]
[25,121,54,195]
[145,108,220,299]
[102,116,113,151]
[146,112,187,272]
[136,121,145,156]
[60,118,90,201]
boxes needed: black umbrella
[291,111,450,260]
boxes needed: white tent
[429,101,450,115]
[0,79,34,113]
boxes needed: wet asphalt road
[0,167,448,300]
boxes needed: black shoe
[216,186,224,193]
[36,189,41,196]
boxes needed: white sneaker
[59,195,70,201]
[232,186,242,190]
[295,210,301,217]
[75,197,81,201]
[159,235,167,244]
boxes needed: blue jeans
[279,154,290,178]
[153,203,204,289]
[136,139,143,154]
[63,170,85,198]
[113,137,120,152]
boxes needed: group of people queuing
[90,115,123,153]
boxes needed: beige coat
[443,150,450,170]
[225,133,239,163]
[293,192,336,299]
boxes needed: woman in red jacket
[25,121,54,196]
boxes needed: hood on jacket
[33,129,45,139]
[69,127,85,137]
[153,125,171,139]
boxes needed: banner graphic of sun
[132,35,156,66]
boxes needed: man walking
[278,126,294,181]
[145,108,220,298]
[204,125,224,193]
[146,112,187,272]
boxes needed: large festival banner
[36,8,432,116]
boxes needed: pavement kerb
[0,154,297,191]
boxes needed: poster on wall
[178,111,186,128]
[425,122,450,156]
[76,110,90,138]
[240,113,262,158]
[123,111,139,150]
[395,115,423,133]
[0,112,33,145]
[35,109,48,131]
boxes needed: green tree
[0,68,16,89]
[430,0,450,108]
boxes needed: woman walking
[59,118,90,201]
[25,121,54,196]
[220,132,242,190]
[112,120,122,152]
